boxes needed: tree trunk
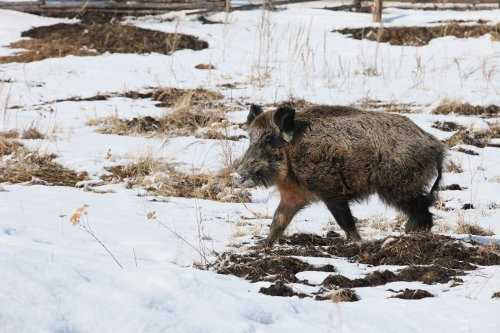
[372,0,383,22]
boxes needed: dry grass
[22,127,45,140]
[102,156,251,203]
[0,131,22,158]
[0,145,87,186]
[0,23,208,64]
[433,100,499,117]
[90,88,244,140]
[445,160,463,173]
[456,221,494,236]
[325,289,359,303]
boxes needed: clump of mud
[432,121,465,132]
[335,23,500,46]
[259,281,308,298]
[0,22,208,64]
[389,289,434,300]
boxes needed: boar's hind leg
[324,200,361,241]
[395,194,433,233]
[265,200,306,247]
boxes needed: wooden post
[373,0,383,22]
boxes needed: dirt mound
[0,23,208,64]
[322,265,462,288]
[212,233,500,301]
[389,289,434,300]
[357,234,500,268]
[335,23,500,46]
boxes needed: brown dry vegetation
[444,125,500,148]
[101,157,250,203]
[90,87,245,140]
[317,289,360,303]
[433,100,499,117]
[0,23,208,64]
[335,23,500,46]
[445,160,463,173]
[0,144,87,186]
[22,127,45,140]
[455,221,494,236]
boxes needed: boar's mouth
[252,170,273,188]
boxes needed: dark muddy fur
[238,104,446,246]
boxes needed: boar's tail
[428,155,443,204]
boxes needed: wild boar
[237,104,445,246]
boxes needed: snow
[1,3,500,332]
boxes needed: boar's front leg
[324,199,361,242]
[265,199,306,247]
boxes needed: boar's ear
[247,104,263,125]
[273,105,295,143]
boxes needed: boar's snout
[236,152,271,187]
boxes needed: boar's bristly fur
[237,104,445,246]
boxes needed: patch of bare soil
[322,265,462,288]
[212,233,500,300]
[259,281,309,298]
[0,144,87,186]
[102,158,251,203]
[389,289,434,300]
[0,22,208,64]
[334,23,500,46]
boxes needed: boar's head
[237,104,296,187]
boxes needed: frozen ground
[1,2,500,332]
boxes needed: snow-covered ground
[1,2,500,332]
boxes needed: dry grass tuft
[0,135,22,157]
[102,156,251,203]
[456,221,494,236]
[433,100,499,117]
[0,23,208,64]
[90,87,243,140]
[445,160,463,173]
[0,146,87,186]
[325,289,360,303]
[22,127,45,140]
